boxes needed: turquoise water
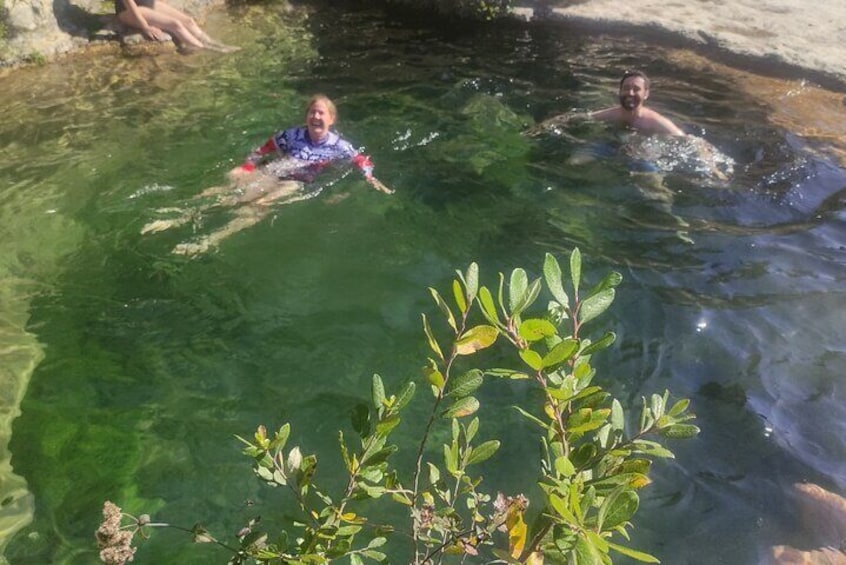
[2,3,845,563]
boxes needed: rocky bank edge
[2,0,846,91]
[514,0,846,91]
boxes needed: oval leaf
[542,338,579,369]
[394,381,416,411]
[570,248,582,294]
[601,490,639,529]
[452,279,467,314]
[446,369,484,398]
[422,314,444,361]
[519,318,557,342]
[442,396,480,419]
[578,288,615,326]
[429,287,457,332]
[659,424,700,439]
[544,252,569,308]
[455,325,498,355]
[466,440,500,466]
[509,268,528,312]
[519,349,543,371]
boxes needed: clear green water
[2,3,846,563]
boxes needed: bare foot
[172,237,212,256]
[140,208,194,235]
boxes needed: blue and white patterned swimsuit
[241,126,374,181]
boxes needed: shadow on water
[1,3,846,563]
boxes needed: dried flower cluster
[95,501,137,565]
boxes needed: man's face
[619,76,649,111]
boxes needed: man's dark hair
[619,70,651,91]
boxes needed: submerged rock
[766,483,846,565]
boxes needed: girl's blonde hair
[305,94,337,119]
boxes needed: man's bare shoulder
[639,108,686,136]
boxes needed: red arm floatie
[239,138,279,171]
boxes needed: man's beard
[619,95,639,110]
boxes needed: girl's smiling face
[306,100,336,142]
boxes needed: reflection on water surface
[1,3,845,563]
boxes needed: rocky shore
[513,0,846,91]
[0,0,224,66]
[2,0,846,92]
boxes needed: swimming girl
[141,94,394,256]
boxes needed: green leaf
[549,493,579,524]
[519,348,544,371]
[465,262,479,302]
[368,537,388,549]
[570,248,582,295]
[606,541,660,563]
[429,287,457,332]
[659,424,700,439]
[567,408,611,434]
[375,414,401,436]
[442,396,480,419]
[394,381,416,411]
[546,385,601,403]
[466,417,479,443]
[544,252,570,309]
[422,314,444,361]
[578,289,615,325]
[485,368,531,380]
[478,286,501,326]
[351,404,371,437]
[580,331,616,356]
[598,487,639,529]
[447,369,484,399]
[466,440,500,466]
[519,318,557,342]
[651,393,664,419]
[362,550,387,561]
[455,325,498,355]
[444,444,459,475]
[271,423,290,451]
[542,338,579,369]
[427,462,440,485]
[554,455,575,477]
[372,374,386,411]
[512,406,548,430]
[611,399,625,433]
[588,271,623,296]
[423,365,445,391]
[512,278,542,317]
[361,445,398,466]
[667,398,691,417]
[574,531,603,565]
[509,268,528,312]
[632,439,675,459]
[452,279,467,314]
[351,553,364,565]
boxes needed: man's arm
[589,107,622,122]
[644,110,686,136]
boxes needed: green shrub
[98,250,698,564]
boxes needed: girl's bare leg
[118,6,204,48]
[171,181,305,256]
[154,1,240,51]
